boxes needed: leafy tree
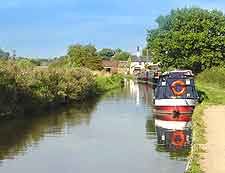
[147,7,225,73]
[51,44,102,70]
[67,44,102,70]
[113,51,131,61]
[98,48,115,59]
[115,48,122,54]
[0,49,10,59]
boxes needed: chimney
[136,46,141,58]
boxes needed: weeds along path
[201,106,225,173]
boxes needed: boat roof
[161,70,194,78]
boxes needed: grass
[186,104,206,173]
[186,67,225,173]
[196,81,225,104]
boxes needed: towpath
[201,106,225,173]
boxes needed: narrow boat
[153,70,199,121]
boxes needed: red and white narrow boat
[153,70,199,122]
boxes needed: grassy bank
[187,67,225,173]
[0,60,123,119]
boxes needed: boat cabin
[154,71,199,100]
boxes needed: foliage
[0,59,123,117]
[195,68,225,104]
[113,51,131,61]
[186,104,205,173]
[94,74,124,93]
[147,7,225,73]
[115,48,122,54]
[197,66,225,88]
[98,48,115,60]
[0,49,10,59]
[15,58,37,69]
[50,44,103,70]
[0,60,96,117]
[98,48,131,61]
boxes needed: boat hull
[153,98,197,121]
[154,113,192,122]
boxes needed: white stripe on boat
[155,119,191,130]
[154,99,197,106]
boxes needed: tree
[66,44,102,70]
[98,48,115,60]
[50,44,102,70]
[0,49,10,59]
[147,7,225,73]
[115,48,122,54]
[113,52,131,61]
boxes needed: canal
[0,80,188,173]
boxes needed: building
[129,46,151,75]
[129,55,151,75]
[118,61,129,74]
[102,60,119,73]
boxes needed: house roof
[102,60,119,67]
[131,55,149,62]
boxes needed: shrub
[0,60,97,117]
[196,67,225,88]
[95,74,124,93]
[0,59,123,117]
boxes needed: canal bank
[0,81,187,173]
[186,67,225,173]
[0,59,124,119]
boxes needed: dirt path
[201,106,225,173]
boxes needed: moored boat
[153,70,199,121]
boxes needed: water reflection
[153,117,192,159]
[0,81,187,173]
[127,80,153,106]
[0,100,98,164]
[133,80,191,159]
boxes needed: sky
[0,0,225,58]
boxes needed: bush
[196,67,225,88]
[0,59,123,118]
[0,60,97,117]
[95,74,124,93]
[15,59,37,69]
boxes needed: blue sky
[0,0,225,58]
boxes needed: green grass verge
[186,104,206,173]
[196,81,225,105]
[186,67,225,173]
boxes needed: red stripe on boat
[155,106,194,112]
[156,115,191,122]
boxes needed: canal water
[0,80,187,173]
